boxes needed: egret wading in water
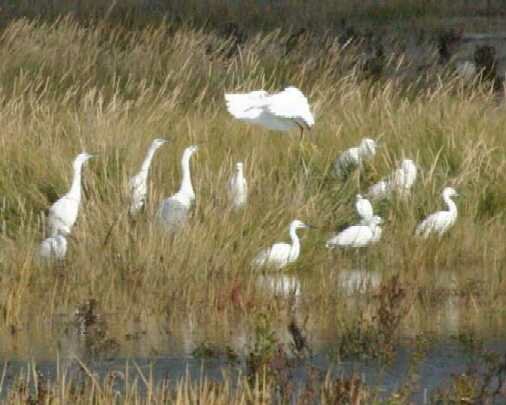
[333,138,378,178]
[224,86,315,138]
[157,145,198,232]
[129,138,168,215]
[368,159,417,200]
[228,161,247,209]
[355,194,374,224]
[39,234,67,261]
[252,219,312,270]
[47,153,93,236]
[326,215,383,249]
[415,187,459,238]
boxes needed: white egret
[333,138,377,178]
[252,219,311,270]
[128,138,168,215]
[355,194,374,223]
[228,161,247,209]
[368,159,417,200]
[47,153,93,236]
[326,215,383,249]
[224,86,315,137]
[415,187,459,238]
[157,145,198,231]
[39,234,68,261]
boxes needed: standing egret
[368,159,417,200]
[47,153,93,236]
[39,234,68,261]
[333,138,378,178]
[415,187,459,238]
[224,86,315,137]
[157,145,198,231]
[355,194,374,224]
[326,215,383,249]
[252,219,312,270]
[228,161,247,209]
[128,138,168,215]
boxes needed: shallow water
[2,264,506,401]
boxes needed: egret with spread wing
[225,86,314,137]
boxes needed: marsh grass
[0,12,504,399]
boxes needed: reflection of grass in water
[0,15,504,374]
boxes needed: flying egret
[368,159,417,200]
[128,138,168,215]
[355,194,374,224]
[157,145,198,231]
[47,153,93,236]
[326,215,383,249]
[415,187,459,238]
[252,219,312,270]
[228,161,247,209]
[224,86,315,137]
[39,234,68,261]
[333,138,378,178]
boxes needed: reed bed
[0,14,504,402]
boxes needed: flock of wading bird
[39,87,459,269]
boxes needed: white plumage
[252,219,311,270]
[157,145,198,232]
[228,161,247,209]
[39,235,68,261]
[415,187,459,238]
[355,194,374,224]
[225,86,315,137]
[368,159,417,200]
[47,153,93,236]
[333,138,377,178]
[129,138,167,215]
[326,215,383,249]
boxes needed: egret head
[370,215,383,225]
[443,187,458,198]
[74,152,93,168]
[290,219,312,231]
[183,144,198,158]
[360,138,377,155]
[152,138,168,148]
[356,193,364,200]
[235,161,244,172]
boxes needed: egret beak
[305,224,317,229]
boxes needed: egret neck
[139,143,160,178]
[444,191,458,219]
[68,159,86,202]
[177,149,195,203]
[288,222,301,262]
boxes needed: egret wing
[225,91,268,120]
[157,197,190,230]
[266,87,314,127]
